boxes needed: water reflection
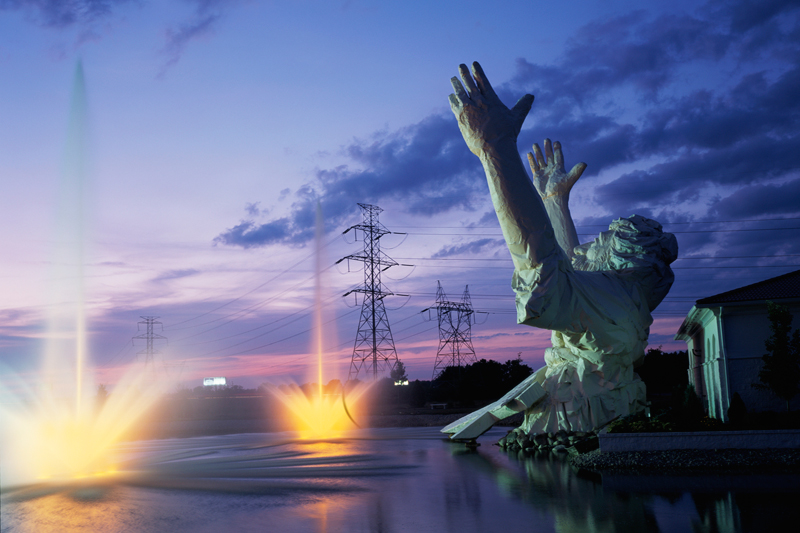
[458,448,666,532]
[2,428,799,532]
[477,445,800,533]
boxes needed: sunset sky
[1,0,799,389]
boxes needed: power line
[219,308,361,359]
[400,227,800,237]
[393,263,800,270]
[395,253,800,261]
[173,285,352,353]
[169,263,343,344]
[165,234,341,330]
[393,217,800,230]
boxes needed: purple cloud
[216,0,800,266]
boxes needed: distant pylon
[132,316,167,374]
[425,282,477,379]
[337,203,403,380]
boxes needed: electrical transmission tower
[338,203,403,381]
[132,316,167,374]
[425,281,477,380]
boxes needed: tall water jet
[264,203,366,437]
[315,203,325,400]
[45,60,90,414]
[0,62,163,487]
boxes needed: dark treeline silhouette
[326,355,535,411]
[636,347,689,407]
[153,355,535,417]
[428,355,533,407]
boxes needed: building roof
[696,269,800,306]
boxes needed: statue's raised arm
[528,139,586,258]
[449,62,560,272]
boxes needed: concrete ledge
[600,429,800,451]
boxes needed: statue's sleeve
[513,265,653,366]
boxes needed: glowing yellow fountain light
[263,202,371,439]
[267,382,369,439]
[1,367,163,485]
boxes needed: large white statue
[442,62,677,441]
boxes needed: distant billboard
[203,377,227,387]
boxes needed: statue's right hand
[528,139,586,200]
[448,62,534,156]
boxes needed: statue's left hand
[449,62,534,156]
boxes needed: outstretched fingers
[458,63,480,100]
[532,143,545,168]
[566,162,587,188]
[527,151,540,172]
[553,141,565,171]
[450,75,470,104]
[544,139,554,166]
[511,94,534,126]
[471,61,499,102]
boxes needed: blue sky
[1,0,799,388]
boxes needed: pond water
[2,427,799,532]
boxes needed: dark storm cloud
[215,114,483,247]
[159,0,245,73]
[0,0,133,27]
[214,218,293,248]
[507,9,732,106]
[713,178,800,219]
[2,0,244,72]
[432,238,503,259]
[706,223,800,269]
[714,0,800,33]
[594,133,800,216]
[218,0,800,255]
[511,1,800,228]
[153,268,200,282]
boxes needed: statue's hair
[572,214,678,272]
[572,215,678,310]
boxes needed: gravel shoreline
[569,448,800,474]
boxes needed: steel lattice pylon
[426,281,477,380]
[132,316,167,374]
[338,203,400,380]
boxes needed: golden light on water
[1,369,162,486]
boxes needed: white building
[674,269,800,421]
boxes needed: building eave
[675,305,704,341]
[695,296,800,309]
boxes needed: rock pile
[497,427,599,455]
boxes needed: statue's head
[572,215,678,309]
